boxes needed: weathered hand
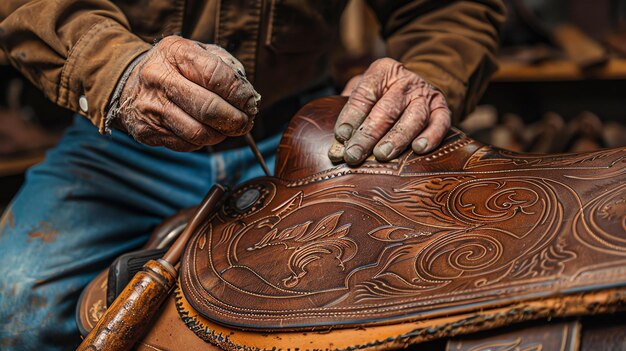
[115,36,260,151]
[328,58,451,165]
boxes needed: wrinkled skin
[116,36,260,151]
[329,58,451,165]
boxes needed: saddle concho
[77,96,626,351]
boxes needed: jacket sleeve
[366,0,506,121]
[0,0,152,133]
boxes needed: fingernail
[344,145,364,164]
[413,138,429,153]
[374,142,394,160]
[328,140,345,163]
[253,90,262,102]
[336,124,353,141]
[245,96,258,116]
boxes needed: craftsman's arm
[0,0,152,132]
[0,1,259,151]
[368,0,506,120]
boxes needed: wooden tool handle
[162,184,225,264]
[76,184,226,351]
[77,259,176,351]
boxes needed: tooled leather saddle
[77,96,626,351]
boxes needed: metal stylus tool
[244,132,271,176]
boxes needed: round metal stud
[235,188,261,211]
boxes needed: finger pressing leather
[412,96,451,154]
[174,45,257,116]
[334,73,385,142]
[343,91,405,165]
[328,139,346,163]
[159,71,250,136]
[373,99,429,162]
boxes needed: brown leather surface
[580,314,626,351]
[447,321,581,351]
[77,276,626,351]
[180,96,626,331]
[144,207,195,249]
[77,96,626,350]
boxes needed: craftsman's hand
[116,36,260,151]
[328,58,451,165]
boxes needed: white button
[79,95,89,112]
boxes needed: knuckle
[373,57,395,68]
[372,101,402,120]
[352,85,377,104]
[160,35,178,45]
[371,57,401,73]
[141,63,171,85]
[139,63,158,80]
[160,35,186,49]
[355,124,378,143]
[410,102,429,118]
[201,57,219,76]
[225,80,242,100]
[389,134,410,148]
[188,128,209,145]
[199,98,217,120]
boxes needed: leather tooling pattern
[179,97,626,330]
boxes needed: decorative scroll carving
[464,145,625,170]
[574,183,626,255]
[247,211,357,288]
[179,97,626,331]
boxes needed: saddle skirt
[78,96,626,351]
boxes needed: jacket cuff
[404,61,466,123]
[58,19,152,133]
[104,52,148,134]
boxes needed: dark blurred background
[2,0,626,210]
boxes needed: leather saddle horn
[77,96,626,351]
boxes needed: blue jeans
[0,115,280,350]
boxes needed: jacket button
[79,95,89,112]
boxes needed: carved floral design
[180,135,626,330]
[573,183,626,255]
[246,211,357,288]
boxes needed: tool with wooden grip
[76,184,226,351]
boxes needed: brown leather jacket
[0,1,505,133]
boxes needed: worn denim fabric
[0,115,280,350]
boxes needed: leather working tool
[77,96,626,351]
[245,132,271,176]
[76,184,226,351]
